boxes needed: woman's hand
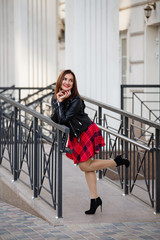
[57,90,71,102]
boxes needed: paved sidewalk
[0,201,160,240]
[0,156,160,239]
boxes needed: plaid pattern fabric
[66,122,105,164]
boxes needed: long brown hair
[55,69,81,100]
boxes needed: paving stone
[1,201,160,240]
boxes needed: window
[121,38,127,84]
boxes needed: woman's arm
[51,90,82,125]
[58,97,82,124]
[51,94,59,123]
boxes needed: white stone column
[0,0,15,87]
[14,0,57,90]
[65,0,119,107]
[0,0,57,95]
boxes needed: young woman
[51,69,130,215]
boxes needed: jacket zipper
[69,121,78,137]
[69,121,81,142]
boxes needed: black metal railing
[83,95,160,213]
[0,94,69,218]
[0,85,55,121]
[121,84,160,123]
[0,84,54,104]
[1,87,160,214]
[24,87,160,213]
[0,85,15,95]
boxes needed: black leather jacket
[51,94,92,140]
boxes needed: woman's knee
[79,159,91,172]
[79,163,86,172]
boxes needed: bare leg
[79,158,116,172]
[85,171,98,199]
[79,156,130,214]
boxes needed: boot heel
[85,197,102,215]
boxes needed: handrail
[40,93,160,130]
[121,84,160,123]
[82,96,160,130]
[121,84,160,88]
[97,124,151,151]
[21,83,55,102]
[0,86,54,104]
[0,93,70,218]
[0,94,69,134]
[0,85,15,94]
[1,89,160,214]
[26,92,53,107]
[0,86,53,90]
[83,93,160,213]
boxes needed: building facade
[119,0,160,85]
[119,0,160,116]
[0,0,160,111]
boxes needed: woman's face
[61,73,74,92]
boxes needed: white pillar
[0,0,57,95]
[14,0,57,90]
[65,0,119,107]
[0,0,15,87]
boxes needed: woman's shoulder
[70,94,82,103]
[72,94,86,111]
[74,94,81,100]
[74,94,84,102]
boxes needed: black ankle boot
[85,197,102,215]
[114,155,130,167]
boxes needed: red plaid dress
[66,122,105,164]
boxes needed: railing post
[98,106,102,179]
[33,117,39,198]
[155,128,160,213]
[124,116,129,195]
[121,85,124,110]
[14,107,18,181]
[40,101,43,127]
[18,89,21,103]
[0,107,2,164]
[57,129,63,218]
